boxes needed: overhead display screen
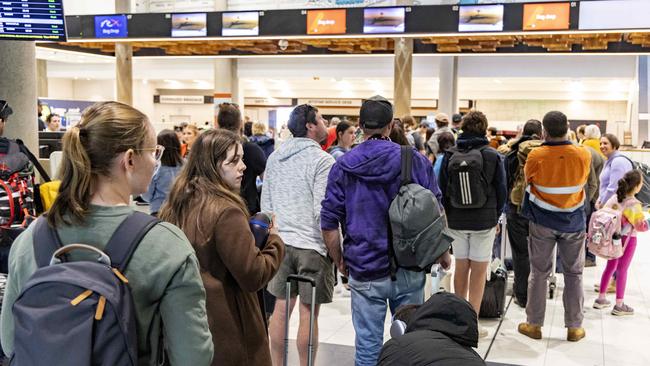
[307,9,346,35]
[94,15,127,38]
[0,0,66,41]
[363,7,405,34]
[579,0,650,30]
[523,2,570,31]
[171,13,207,37]
[222,11,259,36]
[458,5,504,32]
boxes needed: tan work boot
[567,327,586,342]
[518,323,542,340]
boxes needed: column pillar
[438,56,459,116]
[37,59,48,98]
[634,55,648,146]
[0,41,38,153]
[115,0,133,105]
[393,37,413,118]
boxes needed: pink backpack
[587,205,627,260]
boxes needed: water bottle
[249,212,272,249]
[612,232,622,246]
[430,264,446,294]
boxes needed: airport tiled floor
[285,231,650,366]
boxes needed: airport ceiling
[40,32,650,56]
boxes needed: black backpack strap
[104,211,160,272]
[400,146,413,186]
[32,216,64,268]
[15,139,51,182]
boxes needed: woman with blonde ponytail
[0,101,214,364]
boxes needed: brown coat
[187,199,285,366]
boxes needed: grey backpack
[9,212,159,366]
[389,146,453,273]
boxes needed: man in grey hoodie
[262,104,335,366]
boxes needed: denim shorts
[447,227,497,262]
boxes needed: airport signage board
[244,97,293,106]
[579,0,650,30]
[0,0,66,41]
[222,11,259,36]
[298,98,362,107]
[458,5,504,33]
[522,2,570,31]
[158,95,206,104]
[94,15,128,38]
[171,13,207,37]
[307,9,346,35]
[363,7,405,34]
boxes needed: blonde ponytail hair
[48,101,151,227]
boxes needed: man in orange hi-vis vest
[517,111,591,343]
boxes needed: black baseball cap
[360,95,393,129]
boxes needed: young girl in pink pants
[594,169,649,315]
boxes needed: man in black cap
[321,96,450,366]
[262,104,335,366]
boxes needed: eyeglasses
[135,145,165,161]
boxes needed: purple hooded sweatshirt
[321,139,443,282]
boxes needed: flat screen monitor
[523,2,570,31]
[307,9,346,35]
[171,13,207,37]
[0,0,66,41]
[94,15,128,38]
[579,0,650,30]
[222,11,259,36]
[38,131,65,159]
[458,5,504,32]
[363,7,405,34]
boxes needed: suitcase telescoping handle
[284,275,317,366]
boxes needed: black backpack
[9,212,159,366]
[618,155,650,207]
[445,146,489,209]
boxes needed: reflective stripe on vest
[526,186,584,213]
[533,184,584,195]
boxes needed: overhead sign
[458,5,504,32]
[363,7,405,34]
[307,9,346,35]
[222,11,259,36]
[0,0,66,41]
[298,98,362,107]
[94,15,128,38]
[244,97,293,106]
[157,95,207,104]
[579,0,650,30]
[171,13,207,37]
[523,2,570,31]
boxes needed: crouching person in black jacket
[378,292,486,366]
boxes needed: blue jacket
[321,139,442,282]
[143,164,183,214]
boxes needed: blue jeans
[348,269,425,366]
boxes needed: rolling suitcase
[479,215,508,318]
[284,274,316,366]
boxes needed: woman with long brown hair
[159,129,284,366]
[0,101,213,364]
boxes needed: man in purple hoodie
[321,96,451,366]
